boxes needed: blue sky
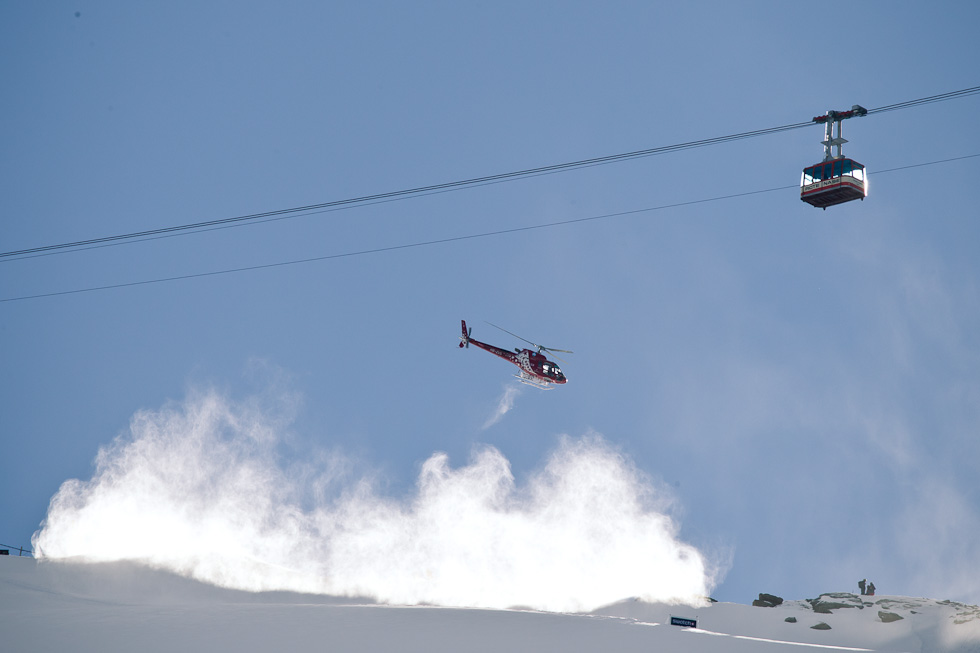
[3,2,979,605]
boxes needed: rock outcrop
[752,592,784,608]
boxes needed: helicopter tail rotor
[459,320,472,348]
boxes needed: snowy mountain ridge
[2,556,979,652]
[595,591,980,652]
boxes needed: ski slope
[3,556,978,652]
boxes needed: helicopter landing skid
[515,371,553,390]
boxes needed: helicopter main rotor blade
[485,322,573,356]
[545,352,571,365]
[486,321,538,348]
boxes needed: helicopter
[459,320,571,388]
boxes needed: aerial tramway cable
[2,153,978,304]
[0,122,811,260]
[3,85,978,262]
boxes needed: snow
[3,556,978,652]
[29,422,714,612]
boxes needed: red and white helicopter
[459,320,571,388]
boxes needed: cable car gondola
[801,105,868,210]
[801,157,867,209]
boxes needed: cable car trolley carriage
[801,105,868,209]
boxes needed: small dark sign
[670,616,697,628]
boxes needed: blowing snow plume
[482,384,521,429]
[33,390,715,612]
